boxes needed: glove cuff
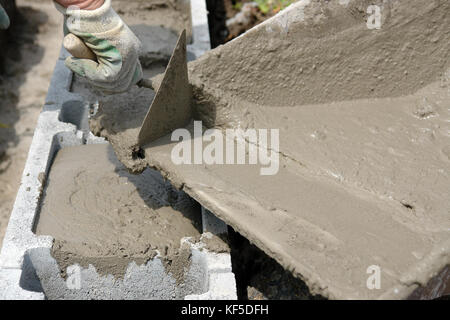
[55,0,120,35]
[54,0,111,15]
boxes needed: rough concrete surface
[24,242,211,300]
[35,143,202,280]
[91,0,450,299]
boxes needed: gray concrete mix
[35,143,202,282]
[91,0,450,299]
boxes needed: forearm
[54,0,104,10]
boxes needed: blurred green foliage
[232,0,295,15]
[232,2,243,10]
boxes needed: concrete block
[188,0,211,59]
[0,269,44,300]
[186,273,238,300]
[44,57,77,110]
[0,111,81,269]
[185,232,237,300]
[22,245,209,300]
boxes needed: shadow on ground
[0,4,53,246]
[0,6,47,172]
[228,226,326,300]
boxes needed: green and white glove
[0,4,10,30]
[55,0,143,94]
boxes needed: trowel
[64,30,192,147]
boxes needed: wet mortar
[89,0,450,299]
[35,144,202,282]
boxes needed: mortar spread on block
[36,144,201,281]
[192,233,231,254]
[90,0,450,299]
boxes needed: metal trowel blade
[137,29,192,147]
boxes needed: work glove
[0,4,10,30]
[54,0,143,94]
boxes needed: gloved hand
[54,0,143,94]
[0,4,10,30]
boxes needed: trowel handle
[63,33,97,61]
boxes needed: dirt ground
[0,0,63,247]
